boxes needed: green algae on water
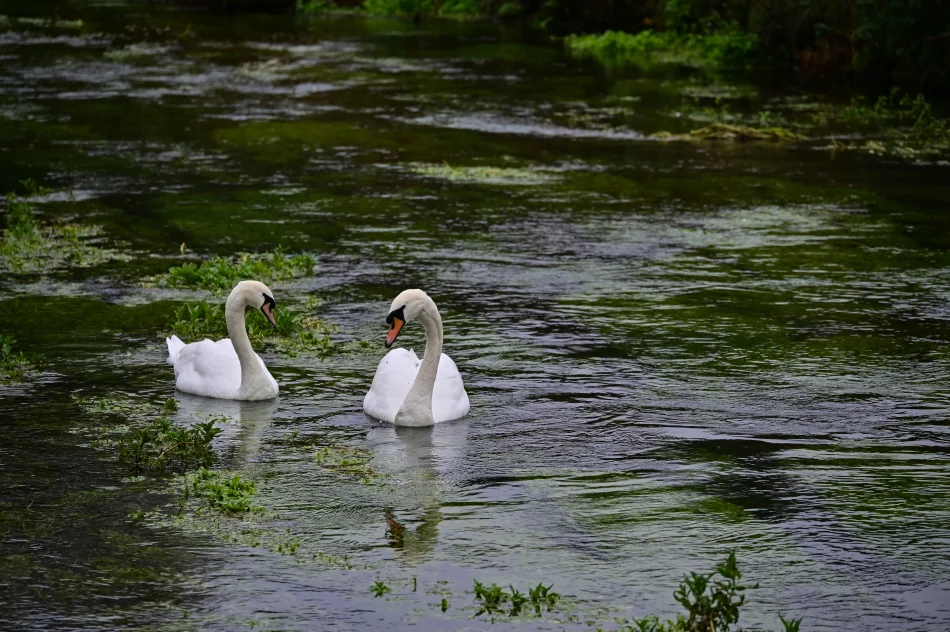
[1,184,131,273]
[408,162,558,185]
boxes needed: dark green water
[1,3,950,630]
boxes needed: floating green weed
[183,467,260,514]
[148,248,314,294]
[169,296,335,357]
[118,418,222,475]
[372,580,392,597]
[1,181,128,273]
[654,123,802,143]
[408,162,556,185]
[0,335,35,385]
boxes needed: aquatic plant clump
[118,418,222,475]
[472,580,559,617]
[0,181,129,273]
[564,30,758,70]
[612,551,801,632]
[148,248,315,293]
[0,335,35,385]
[182,468,260,514]
[170,296,335,356]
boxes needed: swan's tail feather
[166,335,185,366]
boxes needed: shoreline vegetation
[293,0,950,92]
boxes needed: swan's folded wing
[363,348,420,423]
[433,353,470,423]
[174,339,242,399]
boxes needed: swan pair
[165,281,469,427]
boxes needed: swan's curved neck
[398,298,442,424]
[225,294,264,391]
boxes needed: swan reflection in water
[366,419,470,562]
[173,392,279,465]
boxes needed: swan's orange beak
[261,301,277,330]
[385,317,404,348]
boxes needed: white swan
[165,280,279,401]
[363,289,469,427]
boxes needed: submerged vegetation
[1,180,127,273]
[0,335,35,385]
[170,296,335,356]
[148,249,315,294]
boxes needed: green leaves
[372,580,392,598]
[184,467,259,514]
[0,335,34,384]
[472,580,560,617]
[150,248,314,294]
[117,417,222,475]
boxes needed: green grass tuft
[149,248,315,294]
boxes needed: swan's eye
[386,305,406,326]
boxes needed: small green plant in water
[183,468,259,514]
[118,418,222,475]
[149,248,314,293]
[614,551,797,632]
[0,335,34,384]
[372,580,391,597]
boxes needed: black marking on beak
[386,305,406,327]
[261,293,277,330]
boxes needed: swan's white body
[165,281,279,401]
[363,289,469,427]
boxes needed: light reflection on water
[0,2,949,631]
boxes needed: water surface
[1,3,949,631]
